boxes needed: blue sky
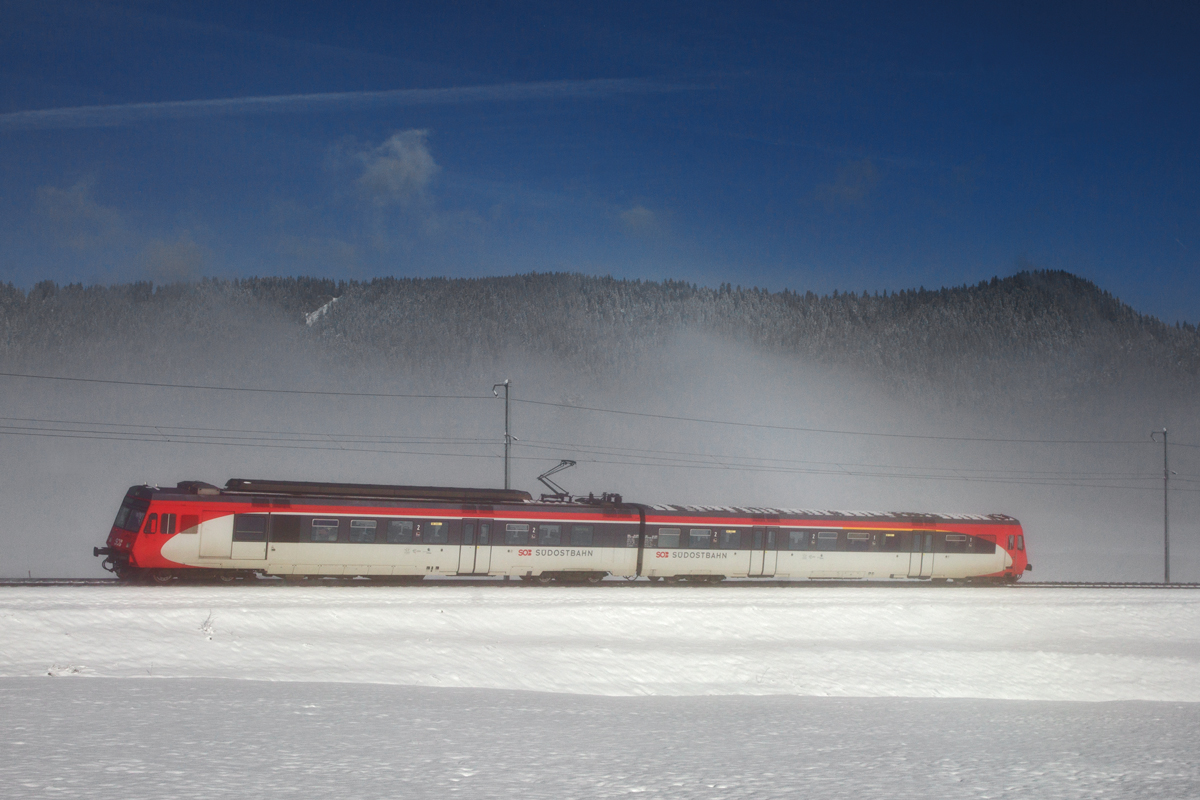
[2,0,1197,321]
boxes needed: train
[93,478,1031,584]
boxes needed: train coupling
[94,546,118,558]
[1025,563,1033,571]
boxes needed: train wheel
[535,574,553,585]
[664,576,681,584]
[148,569,174,585]
[585,574,605,584]
[217,571,239,583]
[705,575,725,584]
[647,575,662,582]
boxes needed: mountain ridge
[2,270,1196,407]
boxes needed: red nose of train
[93,525,138,573]
[1003,527,1030,580]
[106,526,135,552]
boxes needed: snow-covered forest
[3,270,1197,410]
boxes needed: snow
[2,679,1198,799]
[2,585,1198,798]
[304,296,339,325]
[1,585,1198,701]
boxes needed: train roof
[126,480,1016,523]
[648,504,1017,523]
[223,479,533,504]
[135,479,533,504]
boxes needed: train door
[457,520,477,574]
[907,529,934,578]
[749,527,777,577]
[475,520,493,573]
[230,514,268,560]
[457,519,493,575]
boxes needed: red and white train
[94,478,1031,584]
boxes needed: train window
[880,532,901,552]
[386,521,414,543]
[1007,535,1015,550]
[944,534,968,553]
[657,528,680,548]
[787,530,808,550]
[113,502,148,533]
[162,513,177,535]
[571,525,594,546]
[816,531,839,551]
[766,530,776,549]
[271,516,301,542]
[688,529,713,549]
[143,513,158,534]
[1016,535,1025,551]
[719,529,740,549]
[539,525,562,545]
[462,522,475,546]
[310,518,340,542]
[179,514,200,534]
[233,515,268,542]
[349,520,378,543]
[505,524,530,545]
[974,535,996,554]
[846,532,870,552]
[426,521,448,544]
[479,523,491,545]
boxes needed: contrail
[0,78,687,131]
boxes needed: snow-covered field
[2,585,1198,798]
[3,584,1199,700]
[3,679,1198,799]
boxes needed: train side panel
[100,482,1028,583]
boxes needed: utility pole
[1151,428,1170,584]
[493,380,511,490]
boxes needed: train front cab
[94,486,193,582]
[999,525,1031,582]
[94,487,151,578]
[930,520,1030,583]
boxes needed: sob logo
[655,551,670,558]
[518,549,532,556]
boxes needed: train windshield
[113,500,149,533]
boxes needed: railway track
[2,578,1199,588]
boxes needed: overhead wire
[0,371,490,400]
[2,371,1197,493]
[0,422,1197,493]
[0,415,1187,481]
[4,369,1197,447]
[513,436,1172,478]
[512,397,1170,446]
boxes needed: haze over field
[0,271,1196,581]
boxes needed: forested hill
[2,270,1197,406]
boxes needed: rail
[2,578,1199,588]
